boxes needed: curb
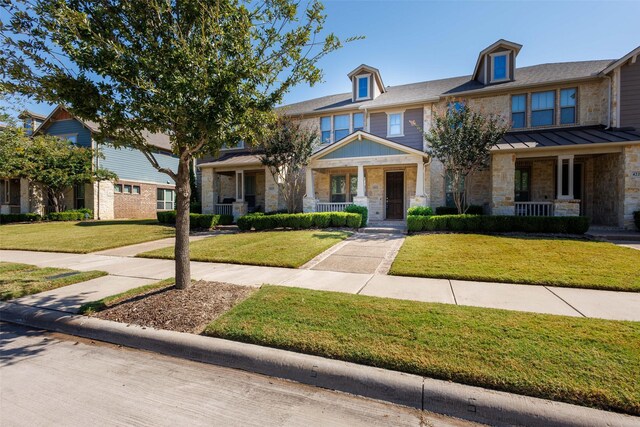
[1,301,637,427]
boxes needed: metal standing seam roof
[495,126,640,150]
[197,151,264,168]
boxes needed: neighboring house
[0,106,179,219]
[198,40,640,229]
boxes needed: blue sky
[4,0,640,117]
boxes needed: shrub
[0,213,42,224]
[190,201,202,214]
[345,205,368,227]
[634,211,640,231]
[407,206,433,217]
[48,209,93,221]
[237,212,361,231]
[218,214,234,225]
[435,205,484,215]
[156,210,223,230]
[157,211,177,224]
[407,214,589,235]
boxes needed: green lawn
[206,286,640,415]
[0,220,175,253]
[139,230,351,268]
[390,234,640,291]
[0,262,107,301]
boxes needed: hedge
[156,210,232,230]
[344,205,368,227]
[47,209,93,221]
[435,205,484,215]
[237,212,361,231]
[634,211,640,231]
[0,213,42,224]
[407,214,590,234]
[407,206,433,216]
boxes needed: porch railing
[316,202,354,212]
[214,204,233,216]
[515,201,554,217]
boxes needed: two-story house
[0,105,179,219]
[198,40,640,229]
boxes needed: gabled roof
[347,64,386,94]
[472,39,523,80]
[495,125,640,150]
[600,45,640,75]
[310,130,428,161]
[18,110,47,121]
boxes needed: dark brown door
[385,171,404,220]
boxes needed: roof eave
[492,139,640,154]
[599,45,640,75]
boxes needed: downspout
[95,139,100,220]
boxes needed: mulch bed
[96,281,256,334]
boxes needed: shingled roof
[281,60,614,116]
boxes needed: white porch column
[356,165,365,197]
[409,157,428,209]
[303,167,317,213]
[235,170,245,202]
[556,155,575,200]
[201,168,215,214]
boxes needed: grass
[390,234,640,291]
[138,230,351,268]
[205,286,640,415]
[78,278,175,315]
[0,262,107,301]
[0,220,175,253]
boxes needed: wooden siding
[369,107,424,151]
[45,119,93,148]
[319,138,406,160]
[100,144,178,185]
[620,59,640,129]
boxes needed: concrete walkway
[2,249,639,321]
[301,233,405,274]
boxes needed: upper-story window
[531,91,555,127]
[221,140,245,150]
[320,116,331,143]
[333,114,350,141]
[511,94,526,129]
[491,53,509,82]
[356,75,370,100]
[387,112,403,137]
[560,88,577,125]
[66,135,78,144]
[353,113,364,131]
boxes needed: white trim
[600,45,640,75]
[472,39,522,80]
[310,130,428,161]
[556,155,574,200]
[313,154,423,169]
[615,68,621,127]
[355,74,372,101]
[489,51,510,83]
[386,111,405,138]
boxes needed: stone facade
[553,200,581,217]
[592,153,622,226]
[491,152,516,215]
[529,159,555,202]
[200,168,215,214]
[622,145,640,229]
[93,180,115,220]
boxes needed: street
[0,322,474,427]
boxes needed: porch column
[264,168,280,213]
[19,178,30,214]
[303,167,317,213]
[201,168,215,214]
[356,165,365,197]
[556,155,575,200]
[491,152,516,215]
[232,170,247,220]
[409,157,428,209]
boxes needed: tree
[260,115,319,213]
[0,125,116,211]
[2,0,354,289]
[418,100,508,214]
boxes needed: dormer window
[356,75,370,100]
[491,52,509,82]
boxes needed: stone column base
[409,196,427,209]
[553,199,580,217]
[232,201,248,221]
[352,196,369,210]
[303,197,318,213]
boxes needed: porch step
[362,225,406,235]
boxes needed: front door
[385,171,404,220]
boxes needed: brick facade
[113,181,165,219]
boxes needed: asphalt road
[0,322,476,427]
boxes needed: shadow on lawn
[74,219,171,228]
[310,231,352,240]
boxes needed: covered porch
[303,131,429,221]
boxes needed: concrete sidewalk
[2,249,639,321]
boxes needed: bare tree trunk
[174,152,192,290]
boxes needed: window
[221,140,245,150]
[65,135,78,144]
[330,175,347,203]
[157,188,175,210]
[124,185,132,194]
[74,184,85,209]
[514,167,531,202]
[511,94,526,129]
[349,176,358,202]
[560,88,577,124]
[333,114,350,141]
[114,184,122,193]
[353,113,364,131]
[356,75,370,100]
[320,116,331,143]
[492,53,508,81]
[531,91,555,127]
[387,112,403,137]
[132,185,140,195]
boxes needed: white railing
[214,204,233,216]
[515,201,554,217]
[316,202,354,212]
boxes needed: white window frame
[355,74,371,101]
[132,185,141,195]
[221,140,245,151]
[157,188,175,210]
[320,112,367,144]
[386,111,405,138]
[352,112,365,132]
[490,52,510,83]
[114,184,122,193]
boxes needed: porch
[0,178,46,216]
